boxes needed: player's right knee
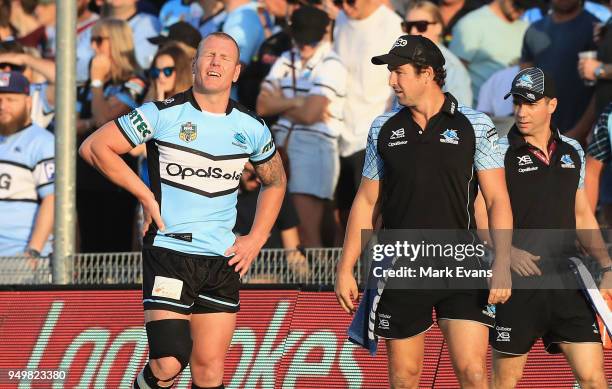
[146,319,193,372]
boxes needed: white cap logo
[392,38,408,49]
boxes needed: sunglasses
[402,20,436,33]
[333,0,356,7]
[150,66,175,79]
[90,36,109,45]
[0,63,25,72]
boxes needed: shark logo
[515,73,534,89]
[560,154,575,168]
[232,132,248,149]
[440,129,460,145]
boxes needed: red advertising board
[0,289,611,388]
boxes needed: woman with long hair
[76,18,147,253]
[145,43,193,102]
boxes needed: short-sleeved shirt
[596,18,612,115]
[362,93,503,229]
[587,102,612,163]
[115,88,276,256]
[449,5,528,105]
[159,0,204,30]
[263,42,347,139]
[521,11,597,131]
[0,125,54,256]
[222,3,264,65]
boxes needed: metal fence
[0,248,353,286]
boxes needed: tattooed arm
[226,152,287,276]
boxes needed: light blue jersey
[0,125,54,256]
[116,89,276,256]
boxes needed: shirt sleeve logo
[128,109,152,139]
[179,122,198,143]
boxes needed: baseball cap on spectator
[148,21,202,50]
[289,6,330,46]
[504,67,556,103]
[371,35,445,69]
[0,71,30,95]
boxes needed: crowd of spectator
[2,0,612,257]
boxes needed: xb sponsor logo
[440,129,459,145]
[482,304,496,319]
[179,122,197,143]
[390,128,405,140]
[128,109,152,138]
[517,155,533,166]
[560,154,575,169]
[232,132,248,150]
[166,163,242,181]
[378,313,391,330]
[496,326,511,342]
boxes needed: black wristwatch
[25,247,41,258]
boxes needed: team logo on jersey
[515,74,534,89]
[560,154,575,168]
[232,132,247,149]
[440,129,459,145]
[179,122,197,143]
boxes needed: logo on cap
[0,73,9,87]
[515,74,534,89]
[392,38,408,49]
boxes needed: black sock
[191,383,224,389]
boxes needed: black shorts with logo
[142,247,240,314]
[491,289,600,355]
[374,288,495,339]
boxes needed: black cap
[148,21,202,50]
[290,6,330,46]
[0,71,29,95]
[504,67,556,103]
[371,35,445,68]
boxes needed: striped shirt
[587,102,612,163]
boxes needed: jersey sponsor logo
[166,163,242,181]
[392,38,408,48]
[233,132,248,149]
[42,160,55,180]
[515,74,534,89]
[151,276,183,300]
[390,128,405,140]
[0,173,11,190]
[163,97,175,105]
[388,140,408,147]
[517,155,533,166]
[164,232,193,242]
[482,303,496,319]
[440,129,459,145]
[261,138,275,154]
[378,318,389,330]
[518,166,538,173]
[128,109,152,139]
[560,154,575,168]
[179,122,198,143]
[495,326,512,342]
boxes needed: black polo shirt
[363,93,504,229]
[500,125,585,260]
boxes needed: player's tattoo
[255,152,286,188]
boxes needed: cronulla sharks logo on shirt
[179,122,197,143]
[232,132,248,150]
[440,129,459,145]
[560,154,575,169]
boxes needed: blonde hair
[91,18,141,83]
[407,1,445,36]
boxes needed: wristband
[595,64,606,79]
[26,247,41,258]
[90,79,104,88]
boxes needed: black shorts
[336,149,365,211]
[374,289,494,339]
[142,247,240,314]
[491,289,600,355]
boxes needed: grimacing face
[193,36,241,95]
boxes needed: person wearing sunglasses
[257,6,346,247]
[75,18,147,255]
[146,44,193,103]
[402,0,472,108]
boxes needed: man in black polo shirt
[335,35,513,388]
[483,67,612,389]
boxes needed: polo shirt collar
[440,93,458,116]
[507,124,561,150]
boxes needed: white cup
[579,50,598,86]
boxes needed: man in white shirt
[333,0,403,231]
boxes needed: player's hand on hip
[226,234,266,277]
[599,271,612,301]
[510,246,541,276]
[488,261,512,304]
[335,269,358,314]
[140,195,165,233]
